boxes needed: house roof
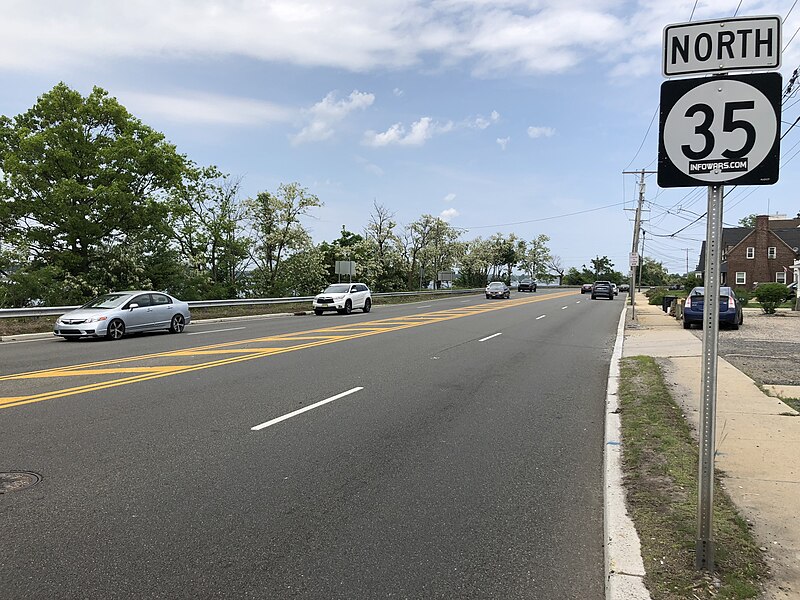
[696,226,800,271]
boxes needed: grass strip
[618,356,767,600]
[0,292,480,337]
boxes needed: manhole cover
[0,471,42,493]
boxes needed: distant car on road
[486,281,510,299]
[591,281,614,300]
[517,279,537,292]
[313,283,371,315]
[581,283,593,294]
[682,286,743,330]
[611,283,618,296]
[618,283,630,292]
[54,291,191,341]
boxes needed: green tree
[167,163,249,299]
[245,182,322,296]
[638,258,668,286]
[738,214,758,228]
[0,83,185,304]
[518,234,552,280]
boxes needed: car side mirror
[128,303,139,310]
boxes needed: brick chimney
[755,214,769,231]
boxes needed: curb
[605,307,651,599]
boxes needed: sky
[1,0,800,276]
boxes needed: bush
[647,286,669,306]
[732,288,751,307]
[754,283,790,314]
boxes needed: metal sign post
[696,184,723,570]
[657,13,783,573]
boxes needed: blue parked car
[682,286,743,330]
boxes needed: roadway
[0,290,624,599]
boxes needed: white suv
[313,283,372,315]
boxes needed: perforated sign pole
[696,184,723,571]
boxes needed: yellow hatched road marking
[0,291,576,409]
[12,366,184,378]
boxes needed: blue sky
[2,0,799,275]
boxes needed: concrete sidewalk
[623,293,800,600]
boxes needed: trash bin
[662,295,677,313]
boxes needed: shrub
[647,286,669,306]
[754,283,790,314]
[732,288,751,307]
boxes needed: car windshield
[323,284,350,294]
[80,294,130,309]
[488,283,504,289]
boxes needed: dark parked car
[591,281,614,300]
[517,279,537,292]
[581,283,593,294]
[485,281,510,299]
[682,286,743,330]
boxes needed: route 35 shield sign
[658,72,781,188]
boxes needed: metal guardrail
[0,288,484,319]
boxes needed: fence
[0,288,485,319]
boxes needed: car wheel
[344,300,352,315]
[486,295,491,299]
[169,314,186,333]
[683,319,691,329]
[730,321,739,330]
[106,319,125,340]
[363,298,371,313]
[591,294,596,300]
[314,309,323,316]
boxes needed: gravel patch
[689,310,800,386]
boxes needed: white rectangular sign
[663,16,781,77]
[629,253,640,267]
[334,260,356,276]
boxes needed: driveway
[687,309,800,386]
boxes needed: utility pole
[684,248,690,279]
[637,230,646,292]
[623,169,656,318]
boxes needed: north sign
[658,72,781,188]
[663,16,781,77]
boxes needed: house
[696,214,800,290]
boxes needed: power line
[461,202,627,230]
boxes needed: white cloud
[0,1,663,78]
[118,90,293,125]
[393,88,404,97]
[527,126,555,139]
[496,137,510,150]
[443,193,456,202]
[355,155,384,176]
[291,90,374,145]
[469,110,500,129]
[363,117,454,147]
[440,208,459,222]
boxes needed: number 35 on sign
[658,72,781,188]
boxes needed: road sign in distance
[658,72,781,188]
[663,16,781,77]
[335,260,356,276]
[629,253,640,267]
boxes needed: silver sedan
[53,291,191,340]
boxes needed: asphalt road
[1,290,624,599]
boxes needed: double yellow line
[1,291,575,410]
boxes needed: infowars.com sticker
[688,159,748,174]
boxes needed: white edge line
[536,315,546,320]
[605,304,651,599]
[478,332,502,342]
[187,326,247,336]
[251,387,364,431]
[561,306,568,310]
